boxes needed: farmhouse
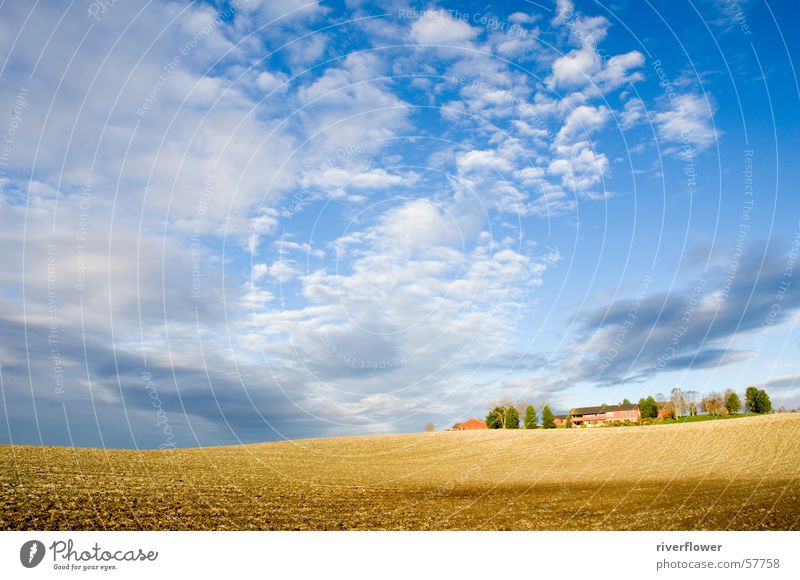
[452,418,487,430]
[569,403,640,426]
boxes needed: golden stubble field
[2,413,800,530]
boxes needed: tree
[745,386,759,412]
[565,413,573,428]
[523,405,538,429]
[647,396,660,418]
[505,406,520,429]
[671,387,687,417]
[622,398,631,405]
[486,404,522,429]
[701,392,727,416]
[637,397,647,418]
[684,390,700,416]
[745,386,772,413]
[486,407,504,429]
[638,396,659,419]
[724,390,741,415]
[541,405,556,429]
[424,422,436,432]
[753,389,772,414]
[515,400,528,421]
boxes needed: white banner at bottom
[1,531,797,579]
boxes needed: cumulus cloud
[409,10,479,47]
[548,1,643,94]
[556,105,610,144]
[302,166,412,200]
[245,198,560,425]
[456,149,516,173]
[550,49,601,89]
[548,144,609,194]
[654,93,718,158]
[256,70,289,93]
[621,97,646,129]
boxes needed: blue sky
[0,0,798,448]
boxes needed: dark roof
[569,403,639,415]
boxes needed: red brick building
[569,403,640,426]
[452,418,488,430]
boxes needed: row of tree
[481,386,774,430]
[640,386,772,419]
[486,403,559,429]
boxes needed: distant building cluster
[552,403,666,426]
[447,387,776,431]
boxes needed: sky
[0,0,798,449]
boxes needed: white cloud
[548,143,609,194]
[654,93,718,157]
[409,11,479,47]
[238,0,327,25]
[268,260,300,282]
[526,188,576,217]
[244,197,558,424]
[596,51,645,89]
[556,105,610,144]
[256,70,289,93]
[369,199,466,252]
[286,33,329,67]
[456,149,516,173]
[241,281,275,309]
[553,0,575,24]
[253,263,271,281]
[509,12,538,25]
[303,167,410,198]
[550,48,601,89]
[491,34,540,58]
[295,53,410,165]
[621,97,646,129]
[275,240,325,259]
[548,5,642,94]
